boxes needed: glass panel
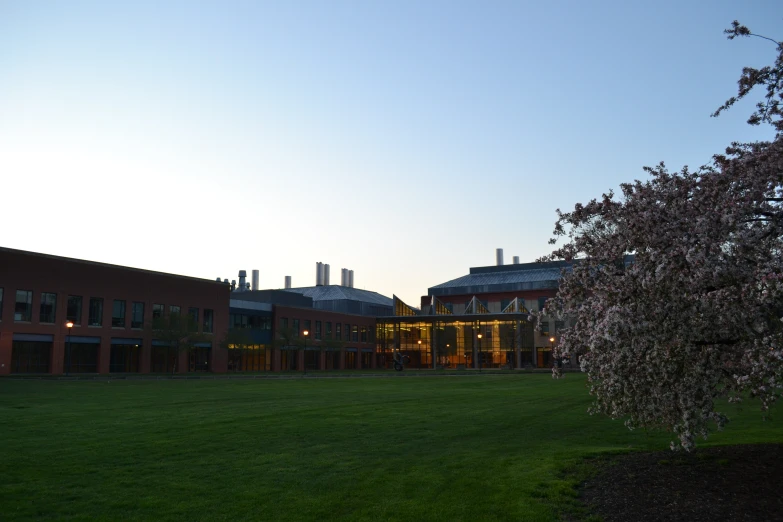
[14,290,32,322]
[112,300,126,327]
[110,344,140,372]
[88,297,103,326]
[65,342,98,373]
[67,295,82,324]
[131,302,144,328]
[152,304,164,319]
[188,307,199,331]
[203,309,214,333]
[39,292,56,323]
[11,341,51,373]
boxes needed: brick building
[0,247,229,375]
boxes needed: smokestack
[231,280,236,291]
[216,277,222,282]
[348,269,354,288]
[223,278,229,284]
[316,262,324,286]
[324,264,330,285]
[285,276,292,289]
[496,248,504,266]
[238,270,247,292]
[513,256,520,264]
[341,268,348,286]
[251,270,259,291]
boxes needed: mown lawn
[0,374,780,521]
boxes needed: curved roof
[284,285,393,306]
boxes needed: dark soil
[578,444,783,522]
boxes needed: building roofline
[0,246,225,286]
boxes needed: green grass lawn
[0,374,780,521]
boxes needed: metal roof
[427,266,565,296]
[283,285,393,306]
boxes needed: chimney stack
[341,268,348,286]
[324,264,330,285]
[251,270,259,291]
[348,269,354,288]
[513,256,520,265]
[238,270,247,292]
[496,248,504,266]
[285,276,292,289]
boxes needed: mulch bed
[578,444,783,521]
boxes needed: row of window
[0,289,214,333]
[278,317,374,343]
[229,313,272,330]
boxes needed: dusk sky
[2,1,781,305]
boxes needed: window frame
[88,297,104,327]
[66,295,83,325]
[112,300,126,328]
[39,292,57,324]
[14,289,33,322]
[131,302,145,329]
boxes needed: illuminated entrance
[376,296,539,369]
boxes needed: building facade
[376,257,569,369]
[225,284,389,372]
[0,247,229,375]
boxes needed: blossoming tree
[545,21,783,450]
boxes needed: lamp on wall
[303,330,309,376]
[477,333,483,373]
[65,321,74,376]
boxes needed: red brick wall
[0,248,229,375]
[272,305,377,370]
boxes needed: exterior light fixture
[65,321,74,376]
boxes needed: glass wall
[11,341,51,373]
[110,344,140,372]
[151,346,176,373]
[66,342,98,373]
[189,347,210,372]
[280,349,297,371]
[304,350,320,370]
[227,345,269,372]
[324,350,340,370]
[377,317,535,369]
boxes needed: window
[335,323,341,340]
[203,309,214,333]
[360,326,367,343]
[555,320,565,333]
[39,292,57,323]
[346,324,351,341]
[538,297,548,312]
[292,319,300,337]
[169,305,181,327]
[304,320,311,334]
[352,325,358,342]
[112,300,126,327]
[88,297,103,326]
[152,304,164,319]
[280,317,288,329]
[14,290,32,322]
[131,302,144,329]
[315,321,322,340]
[540,321,550,335]
[188,307,199,331]
[67,295,82,324]
[326,322,332,339]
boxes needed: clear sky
[1,1,781,305]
